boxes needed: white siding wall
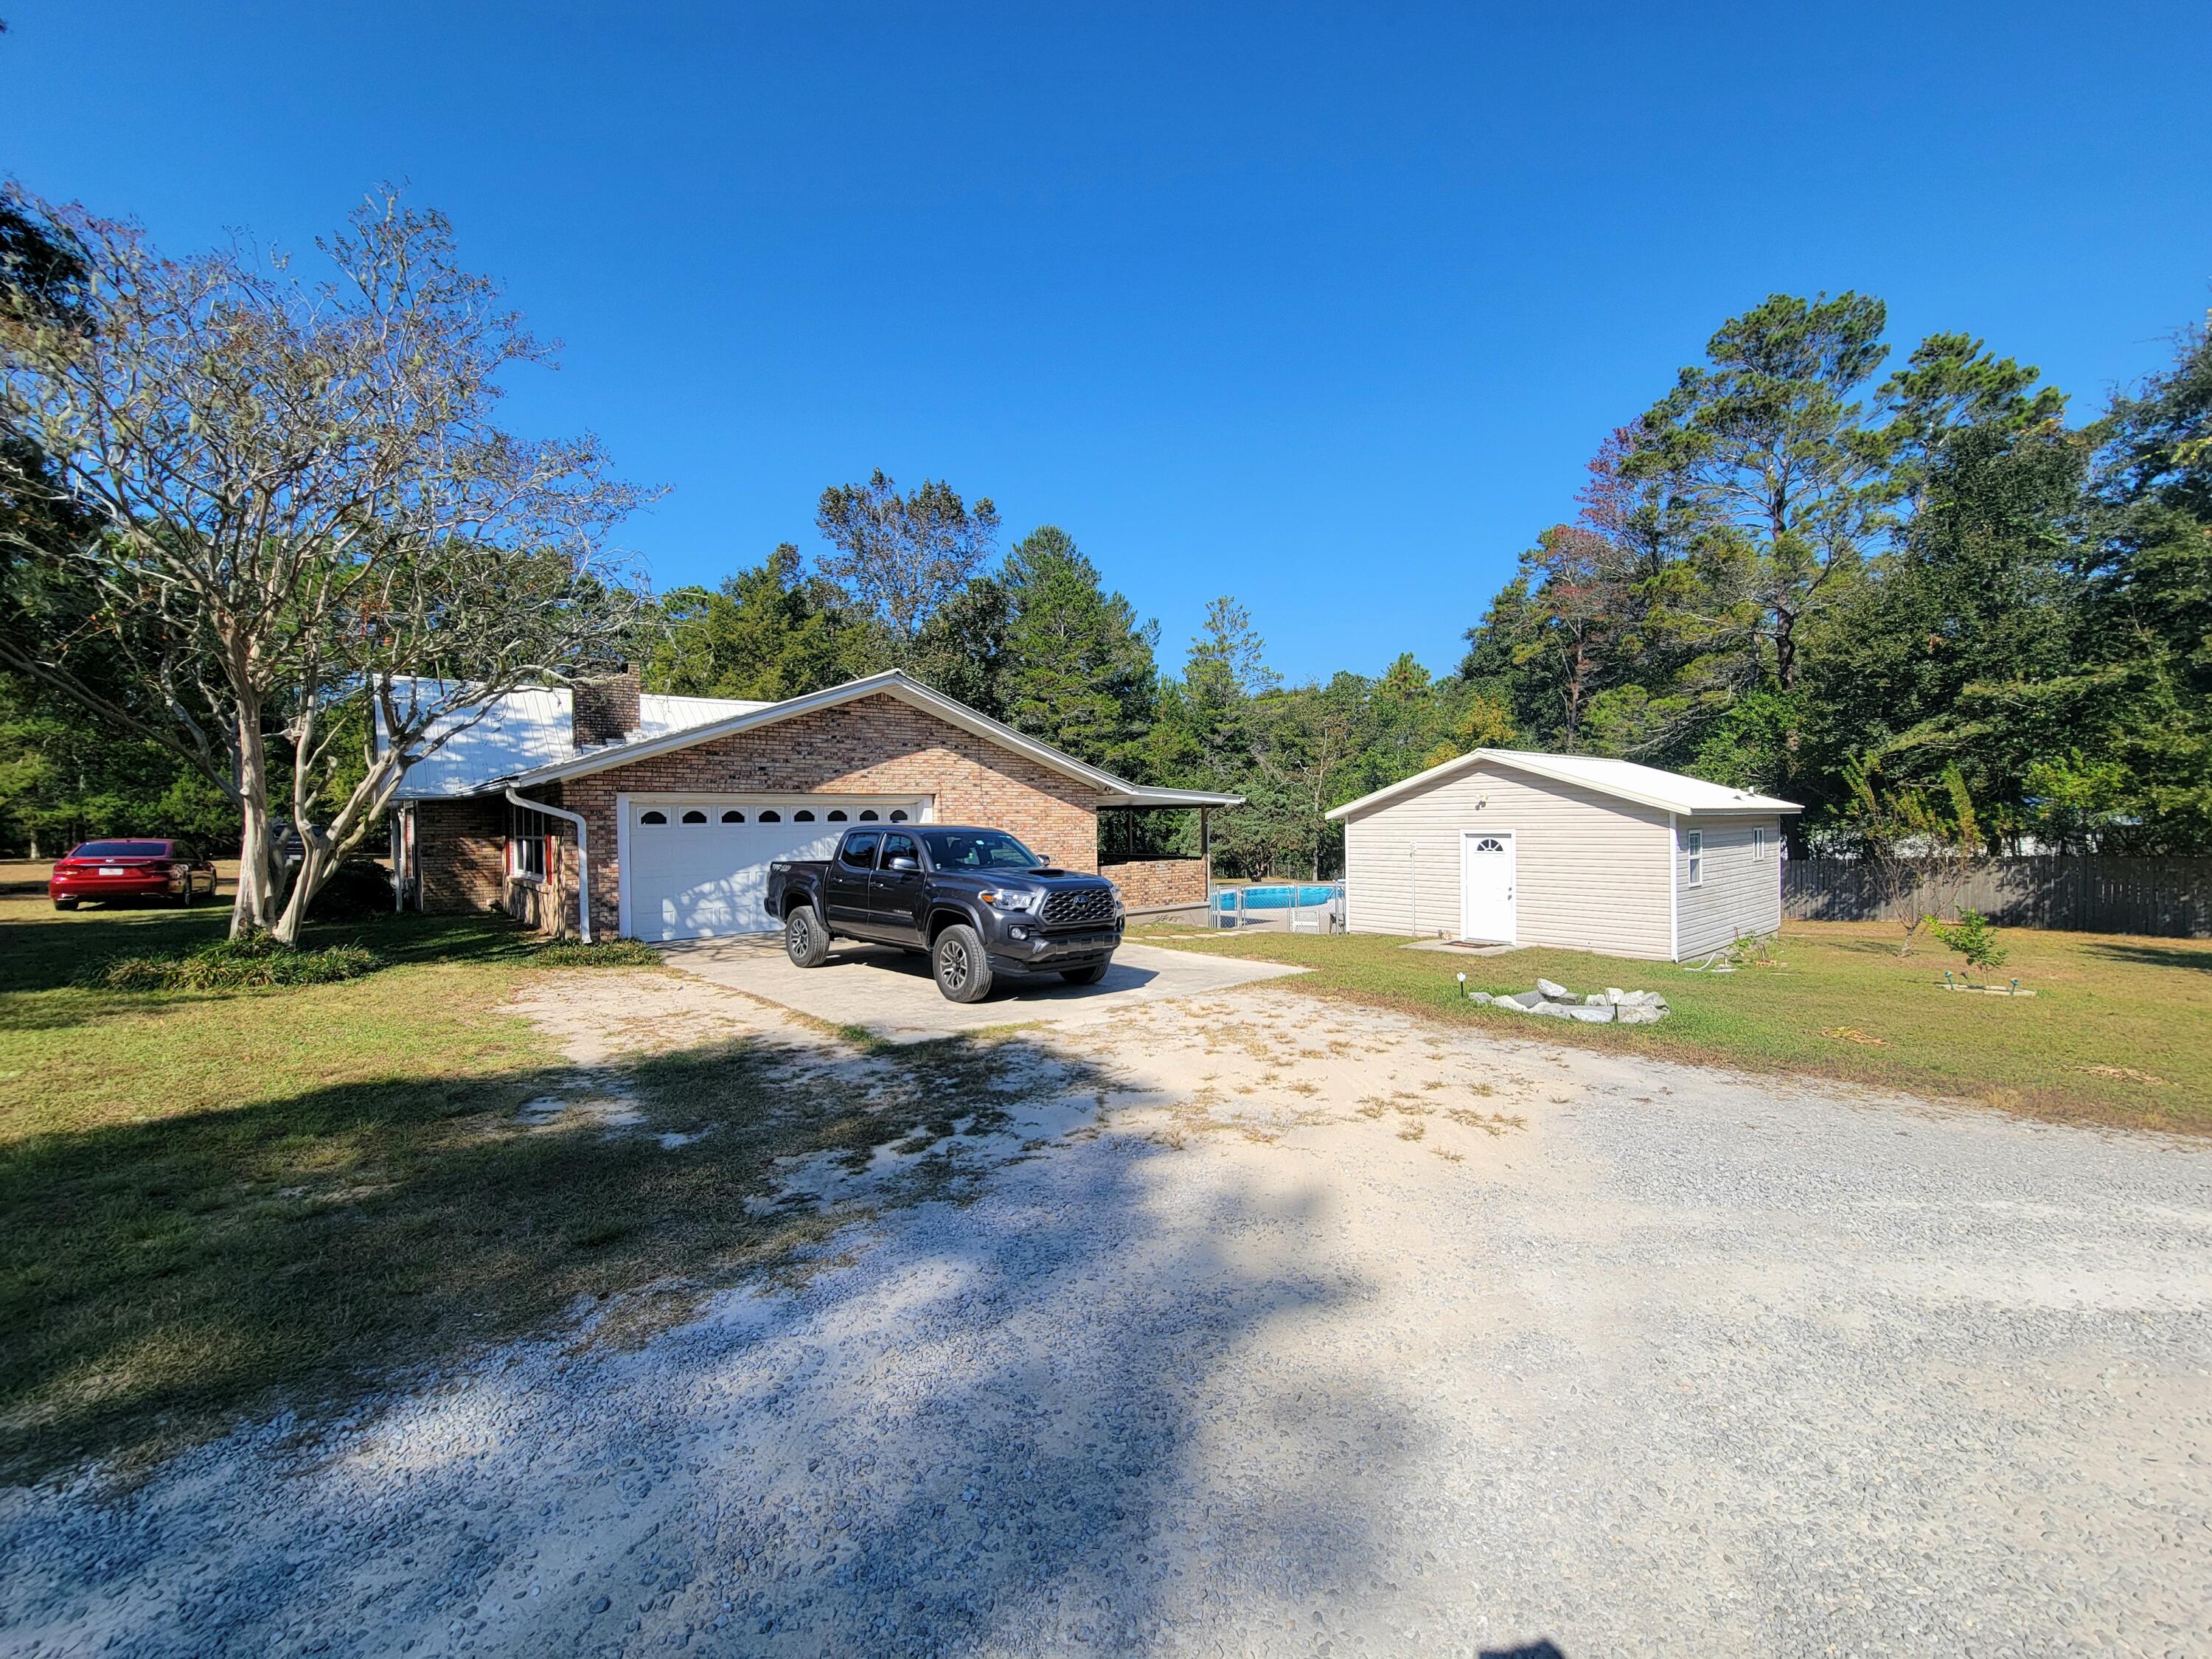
[1674,815,1784,958]
[1342,765,1674,959]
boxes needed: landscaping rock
[1605,987,1627,1004]
[1565,1004,1615,1023]
[1535,978,1569,1001]
[1616,1006,1664,1025]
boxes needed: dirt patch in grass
[0,898,1118,1481]
[1137,922,2212,1135]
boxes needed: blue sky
[4,2,2208,683]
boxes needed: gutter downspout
[1667,811,1680,961]
[507,787,591,944]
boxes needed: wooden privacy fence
[1783,857,2212,939]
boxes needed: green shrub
[529,938,663,969]
[305,857,397,919]
[1933,908,2008,971]
[98,934,383,990]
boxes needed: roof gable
[394,669,1241,810]
[1326,747,1801,821]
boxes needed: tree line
[639,291,2211,874]
[4,176,2208,922]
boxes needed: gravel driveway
[5,979,2209,1658]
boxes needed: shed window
[1753,827,1767,861]
[681,810,708,824]
[722,810,745,824]
[1686,829,1704,888]
[639,810,667,826]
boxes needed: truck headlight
[981,889,1040,914]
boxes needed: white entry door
[1460,830,1517,944]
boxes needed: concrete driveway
[655,934,1307,1040]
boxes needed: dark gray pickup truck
[764,824,1124,1003]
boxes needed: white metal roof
[384,684,771,799]
[387,670,1241,810]
[1326,747,1801,821]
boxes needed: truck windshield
[919,830,1041,872]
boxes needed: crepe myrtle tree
[0,184,655,942]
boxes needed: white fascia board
[1326,747,1804,821]
[1325,750,1489,821]
[484,670,1150,801]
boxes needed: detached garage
[1326,749,1801,962]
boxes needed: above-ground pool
[1217,884,1342,910]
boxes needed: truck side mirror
[886,854,919,872]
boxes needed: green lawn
[0,895,1053,1479]
[1133,919,2212,1134]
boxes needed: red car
[50,839,220,910]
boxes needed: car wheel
[1060,961,1110,986]
[932,923,994,1004]
[53,898,77,911]
[784,904,830,967]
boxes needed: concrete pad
[654,936,1307,1042]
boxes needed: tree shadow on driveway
[4,1017,1433,1658]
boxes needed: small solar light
[1457,972,1468,998]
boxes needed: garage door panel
[626,801,916,941]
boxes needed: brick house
[385,667,1236,942]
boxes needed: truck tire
[932,922,994,1004]
[1060,961,1110,986]
[785,903,830,967]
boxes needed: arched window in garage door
[639,810,667,825]
[681,810,707,824]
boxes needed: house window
[1753,827,1767,861]
[1686,829,1704,888]
[509,833,549,883]
[639,810,667,826]
[722,810,745,824]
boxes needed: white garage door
[623,797,924,941]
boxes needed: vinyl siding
[1340,763,1674,959]
[1675,815,1784,958]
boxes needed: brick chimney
[571,664,641,749]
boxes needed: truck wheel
[1060,961,1110,986]
[785,904,830,967]
[932,923,994,1004]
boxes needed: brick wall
[534,694,1102,939]
[414,794,582,936]
[1101,856,1208,912]
[416,796,507,914]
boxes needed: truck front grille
[1041,886,1116,927]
